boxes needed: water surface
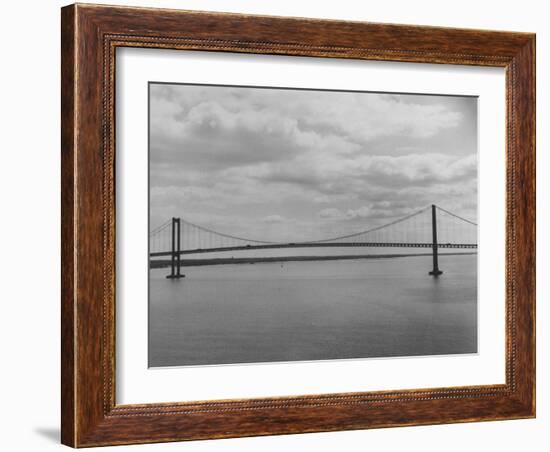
[149,253,477,367]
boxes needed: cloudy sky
[149,83,477,242]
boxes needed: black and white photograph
[1,0,542,450]
[148,83,478,367]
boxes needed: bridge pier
[166,217,185,279]
[429,204,443,277]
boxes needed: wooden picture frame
[61,3,535,447]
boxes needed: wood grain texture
[61,3,536,447]
[60,5,76,446]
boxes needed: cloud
[319,208,344,219]
[151,85,463,141]
[149,84,477,240]
[344,204,416,221]
[318,202,420,223]
[353,153,477,187]
[262,215,286,223]
[251,152,476,195]
[149,85,464,175]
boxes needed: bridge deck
[150,241,477,258]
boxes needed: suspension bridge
[149,204,477,279]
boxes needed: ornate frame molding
[62,4,535,447]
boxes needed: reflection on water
[149,253,477,367]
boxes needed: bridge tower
[429,204,443,277]
[166,217,185,279]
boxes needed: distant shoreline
[150,252,477,268]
